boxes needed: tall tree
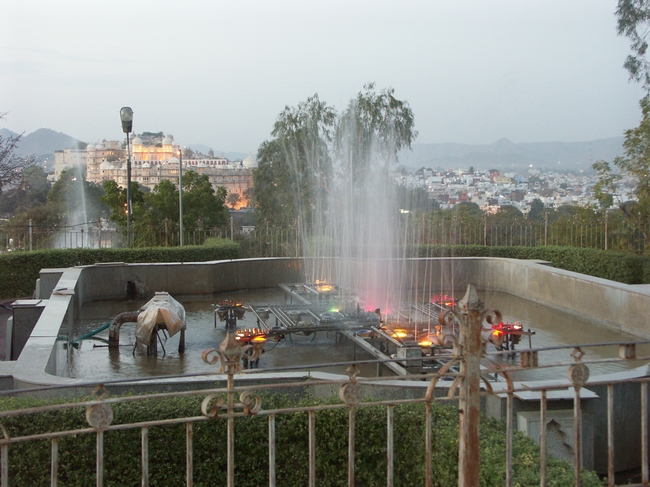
[48,167,107,226]
[254,94,335,227]
[180,171,228,229]
[593,97,650,239]
[617,0,650,92]
[335,83,417,180]
[101,179,146,229]
[0,112,36,192]
[0,165,50,216]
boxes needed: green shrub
[0,394,603,486]
[412,244,650,285]
[0,242,241,299]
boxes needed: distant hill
[0,128,19,139]
[0,128,83,169]
[398,137,625,172]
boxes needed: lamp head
[119,107,133,134]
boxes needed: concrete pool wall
[6,256,650,391]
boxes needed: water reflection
[67,289,649,382]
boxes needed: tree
[0,165,50,216]
[593,97,650,239]
[0,112,36,192]
[101,179,146,229]
[48,167,107,226]
[493,205,524,225]
[254,94,336,227]
[616,0,650,92]
[335,83,417,180]
[180,171,228,229]
[527,198,546,221]
[226,192,240,209]
[453,202,483,224]
[396,185,439,213]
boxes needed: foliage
[335,83,417,179]
[253,85,417,229]
[493,204,524,224]
[48,167,108,226]
[101,171,229,244]
[396,185,439,213]
[226,191,240,209]
[0,394,603,486]
[0,112,36,192]
[412,244,648,284]
[0,165,50,216]
[254,94,335,228]
[527,198,547,221]
[0,241,241,298]
[101,179,146,229]
[180,171,229,229]
[592,97,650,240]
[616,0,650,92]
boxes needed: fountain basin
[6,256,650,391]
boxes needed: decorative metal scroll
[86,385,114,429]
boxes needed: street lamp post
[178,148,184,246]
[120,107,133,247]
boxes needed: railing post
[457,284,484,487]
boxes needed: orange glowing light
[252,336,267,343]
[392,329,408,338]
[419,340,433,347]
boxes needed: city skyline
[1,1,645,154]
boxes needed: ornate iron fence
[0,218,647,255]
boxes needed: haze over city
[1,0,645,154]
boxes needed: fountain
[12,87,650,385]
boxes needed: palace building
[54,134,257,209]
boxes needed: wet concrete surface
[61,289,650,382]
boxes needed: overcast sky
[1,0,645,154]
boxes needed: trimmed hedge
[0,239,241,299]
[1,242,645,299]
[0,394,603,486]
[411,244,649,285]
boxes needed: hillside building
[54,135,257,209]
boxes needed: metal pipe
[607,384,614,487]
[540,390,547,487]
[2,442,7,487]
[457,285,482,487]
[388,405,394,487]
[643,381,648,484]
[179,149,184,247]
[126,132,132,248]
[141,426,149,487]
[96,430,104,487]
[573,386,582,486]
[269,415,276,487]
[186,422,193,487]
[309,411,316,487]
[424,402,431,487]
[506,392,513,487]
[51,437,59,487]
[348,407,355,487]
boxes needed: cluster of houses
[394,166,632,215]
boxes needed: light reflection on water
[480,291,650,381]
[66,289,650,382]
